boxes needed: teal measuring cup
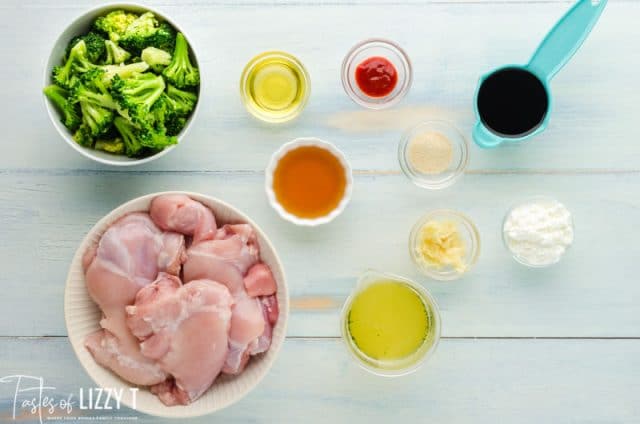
[473,0,607,148]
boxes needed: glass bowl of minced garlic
[409,209,480,281]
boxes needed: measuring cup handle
[473,122,502,149]
[528,0,607,81]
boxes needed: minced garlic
[416,220,466,272]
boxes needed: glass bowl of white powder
[398,121,469,190]
[502,196,574,268]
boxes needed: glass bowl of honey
[240,51,310,123]
[265,137,353,226]
[341,270,441,376]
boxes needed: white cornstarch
[503,199,574,266]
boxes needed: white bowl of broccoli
[43,4,201,166]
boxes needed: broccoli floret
[110,73,165,123]
[141,47,171,72]
[43,85,81,131]
[118,13,175,54]
[166,84,197,115]
[165,114,187,136]
[70,68,119,110]
[79,100,114,137]
[66,32,106,63]
[101,62,150,83]
[147,22,176,52]
[93,10,138,42]
[52,40,96,88]
[162,33,199,89]
[113,116,143,157]
[113,116,175,157]
[104,40,131,65]
[73,124,95,147]
[94,138,125,154]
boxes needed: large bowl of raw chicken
[64,192,288,418]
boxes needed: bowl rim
[340,38,413,110]
[42,2,202,166]
[64,191,289,417]
[239,50,311,124]
[398,120,469,190]
[408,209,481,281]
[265,137,354,226]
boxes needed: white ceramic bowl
[64,192,289,418]
[265,137,354,226]
[43,3,201,166]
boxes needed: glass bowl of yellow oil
[341,270,441,376]
[240,51,310,123]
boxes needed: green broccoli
[110,73,165,123]
[52,40,96,88]
[73,124,95,148]
[113,116,143,157]
[93,10,138,42]
[113,116,175,157]
[66,32,106,63]
[162,33,199,89]
[165,114,187,136]
[70,68,119,110]
[119,13,176,54]
[95,138,125,154]
[79,100,114,137]
[104,40,131,65]
[141,47,171,72]
[43,85,81,131]
[101,62,150,83]
[166,84,197,115]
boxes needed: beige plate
[64,192,289,418]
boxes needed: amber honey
[272,145,347,219]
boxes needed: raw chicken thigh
[83,213,185,386]
[83,195,279,406]
[126,273,233,406]
[150,194,217,244]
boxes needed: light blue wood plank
[1,172,639,337]
[0,337,638,423]
[2,1,637,171]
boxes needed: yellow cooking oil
[347,280,431,361]
[241,51,309,123]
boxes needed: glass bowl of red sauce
[341,39,412,109]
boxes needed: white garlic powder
[503,199,574,266]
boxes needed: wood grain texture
[1,0,638,422]
[1,172,639,338]
[1,337,639,423]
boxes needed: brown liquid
[273,146,347,219]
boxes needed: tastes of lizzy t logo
[0,375,138,423]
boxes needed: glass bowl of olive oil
[341,270,441,376]
[240,51,310,123]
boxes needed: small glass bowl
[398,120,469,190]
[502,196,574,268]
[409,210,480,281]
[340,270,441,377]
[341,39,412,109]
[240,51,310,123]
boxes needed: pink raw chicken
[150,194,217,245]
[126,273,233,406]
[244,263,277,297]
[182,223,273,374]
[83,213,185,386]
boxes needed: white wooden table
[1,0,639,422]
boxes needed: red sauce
[355,56,398,98]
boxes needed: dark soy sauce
[477,67,549,137]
